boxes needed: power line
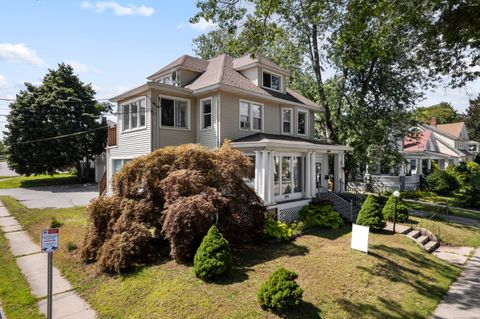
[11,125,108,145]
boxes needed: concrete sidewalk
[433,248,480,319]
[0,203,96,318]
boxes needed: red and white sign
[41,229,59,252]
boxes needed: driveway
[0,161,19,177]
[0,184,98,208]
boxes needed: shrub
[356,195,385,229]
[462,173,480,208]
[265,218,292,240]
[193,225,231,281]
[289,221,305,237]
[257,268,303,310]
[426,169,459,195]
[67,242,78,252]
[298,203,344,229]
[50,217,63,228]
[382,195,409,223]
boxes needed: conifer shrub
[426,169,459,195]
[193,225,231,281]
[82,142,266,273]
[257,268,303,310]
[356,195,386,229]
[382,194,409,223]
[298,203,344,228]
[265,218,292,240]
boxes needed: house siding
[196,93,220,149]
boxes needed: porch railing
[317,186,355,222]
[107,126,117,147]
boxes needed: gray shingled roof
[147,55,209,80]
[233,54,289,74]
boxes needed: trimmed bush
[426,169,459,195]
[356,195,385,229]
[382,195,409,223]
[298,203,344,229]
[265,218,292,240]
[50,217,63,228]
[193,225,231,281]
[257,268,303,310]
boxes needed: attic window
[263,71,281,91]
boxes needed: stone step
[407,229,421,239]
[424,240,440,253]
[416,235,430,245]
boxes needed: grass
[0,196,462,319]
[406,216,480,248]
[0,230,44,318]
[0,173,79,189]
[405,200,480,221]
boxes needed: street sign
[351,223,369,253]
[41,228,59,252]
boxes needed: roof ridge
[217,54,228,84]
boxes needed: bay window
[297,109,308,136]
[121,98,146,132]
[239,100,263,131]
[282,108,292,134]
[160,97,190,129]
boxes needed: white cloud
[0,43,44,66]
[0,75,7,89]
[178,17,216,31]
[81,1,154,16]
[66,60,101,74]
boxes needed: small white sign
[351,224,369,253]
[41,229,59,252]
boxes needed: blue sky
[0,0,478,136]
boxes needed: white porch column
[339,152,345,193]
[334,153,341,192]
[417,158,423,175]
[305,152,311,198]
[427,159,432,172]
[254,151,261,194]
[399,162,405,176]
[322,154,329,189]
[310,152,316,197]
[266,151,275,204]
[260,150,268,200]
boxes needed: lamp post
[392,190,400,233]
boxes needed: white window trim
[238,99,264,132]
[262,69,282,92]
[281,107,293,135]
[120,96,147,134]
[158,95,191,131]
[297,109,309,136]
[200,97,213,131]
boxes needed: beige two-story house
[102,53,352,219]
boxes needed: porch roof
[230,133,352,152]
[400,150,455,160]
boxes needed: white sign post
[351,224,369,253]
[41,229,59,319]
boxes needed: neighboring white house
[99,53,352,218]
[365,118,480,191]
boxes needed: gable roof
[404,130,432,152]
[147,55,209,80]
[232,54,289,75]
[435,122,465,138]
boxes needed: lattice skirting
[273,200,311,223]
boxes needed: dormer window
[262,71,281,91]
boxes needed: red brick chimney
[430,117,437,127]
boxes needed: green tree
[414,102,460,124]
[382,195,409,223]
[4,63,110,178]
[356,195,385,229]
[465,95,480,141]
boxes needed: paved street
[0,184,98,208]
[0,162,18,177]
[433,248,480,319]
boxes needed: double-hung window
[239,100,263,131]
[297,109,308,136]
[160,97,189,129]
[262,71,281,91]
[113,159,131,174]
[121,98,146,132]
[201,98,212,129]
[282,108,292,134]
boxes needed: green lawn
[0,196,462,319]
[0,173,79,189]
[405,216,480,247]
[405,200,480,221]
[0,231,44,319]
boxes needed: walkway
[0,184,98,208]
[433,248,480,319]
[0,202,96,318]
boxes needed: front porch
[231,133,353,221]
